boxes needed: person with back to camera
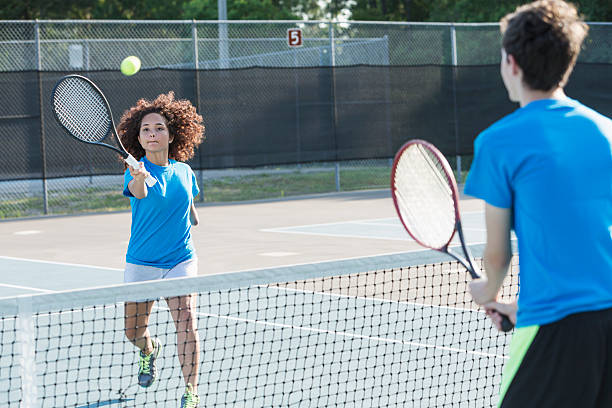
[465,1,612,407]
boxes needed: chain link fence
[1,21,611,218]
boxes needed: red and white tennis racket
[391,139,513,332]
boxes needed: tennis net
[0,247,518,407]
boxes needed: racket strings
[52,77,112,143]
[393,144,456,248]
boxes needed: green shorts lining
[498,325,540,407]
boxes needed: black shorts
[499,307,612,408]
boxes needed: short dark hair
[500,0,588,91]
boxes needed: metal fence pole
[450,25,462,183]
[294,50,301,169]
[330,22,340,192]
[383,35,393,161]
[35,20,49,214]
[218,1,229,69]
[192,20,205,202]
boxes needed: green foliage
[89,0,188,19]
[435,0,611,22]
[350,0,430,21]
[0,0,610,22]
[350,0,611,22]
[0,0,97,19]
[182,0,298,20]
[572,0,612,21]
[424,0,523,22]
[423,0,611,22]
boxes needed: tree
[0,0,610,21]
[182,0,298,20]
[349,0,431,21]
[348,0,611,22]
[421,0,611,22]
[0,0,97,19]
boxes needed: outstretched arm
[127,163,150,199]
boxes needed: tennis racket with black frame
[51,74,156,187]
[391,139,513,332]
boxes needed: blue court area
[261,212,488,243]
[0,257,123,298]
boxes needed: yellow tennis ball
[120,56,141,76]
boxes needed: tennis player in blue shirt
[464,1,612,407]
[118,91,204,408]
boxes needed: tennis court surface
[1,250,518,407]
[0,190,517,407]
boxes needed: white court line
[262,217,400,231]
[27,279,506,360]
[0,256,122,295]
[152,304,507,360]
[350,221,487,232]
[0,283,55,293]
[152,283,507,360]
[262,211,484,232]
[261,213,487,241]
[348,221,403,227]
[260,228,488,243]
[0,255,122,271]
[42,301,507,363]
[269,285,482,314]
[360,222,402,227]
[348,221,488,232]
[260,229,415,241]
[13,230,42,236]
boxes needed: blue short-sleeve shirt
[123,156,200,268]
[464,98,612,328]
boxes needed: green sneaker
[180,383,200,408]
[137,338,161,388]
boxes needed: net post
[17,296,38,408]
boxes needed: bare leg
[124,301,155,353]
[166,294,200,393]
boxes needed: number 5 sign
[287,28,303,47]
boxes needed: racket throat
[455,220,479,279]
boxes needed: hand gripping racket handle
[125,154,157,187]
[456,228,514,333]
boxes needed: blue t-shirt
[123,156,200,268]
[464,98,612,328]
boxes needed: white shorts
[124,258,198,283]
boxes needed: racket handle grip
[124,154,140,169]
[144,175,157,187]
[125,154,157,187]
[500,314,514,332]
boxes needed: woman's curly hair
[117,92,204,163]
